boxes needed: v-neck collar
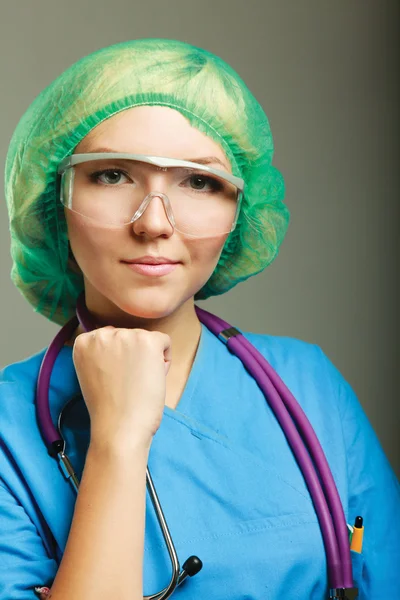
[163,321,208,416]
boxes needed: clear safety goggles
[57,153,245,238]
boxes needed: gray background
[0,1,399,476]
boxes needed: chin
[110,288,184,321]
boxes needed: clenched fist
[72,326,172,448]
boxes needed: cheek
[186,234,228,275]
[66,212,121,268]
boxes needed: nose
[131,193,175,238]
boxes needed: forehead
[75,106,232,172]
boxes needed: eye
[89,169,130,185]
[187,174,223,192]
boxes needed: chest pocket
[58,398,331,599]
[142,412,327,599]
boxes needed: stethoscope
[36,293,358,600]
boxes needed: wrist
[89,429,153,458]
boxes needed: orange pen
[350,516,364,553]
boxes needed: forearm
[49,436,151,600]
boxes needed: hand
[72,326,172,447]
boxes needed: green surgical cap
[4,38,290,325]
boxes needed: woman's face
[65,106,233,322]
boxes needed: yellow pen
[350,516,364,553]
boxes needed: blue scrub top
[0,323,399,599]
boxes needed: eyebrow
[82,147,230,172]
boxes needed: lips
[121,254,181,277]
[123,261,180,277]
[123,256,179,265]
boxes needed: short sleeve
[319,348,400,599]
[0,480,58,599]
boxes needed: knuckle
[159,331,172,345]
[73,332,89,348]
[96,326,113,336]
[132,328,152,343]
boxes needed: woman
[0,39,399,599]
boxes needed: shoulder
[241,330,334,385]
[239,329,353,422]
[0,349,49,470]
[240,329,394,469]
[242,330,322,365]
[0,348,47,382]
[0,345,75,462]
[0,348,47,405]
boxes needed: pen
[350,515,364,553]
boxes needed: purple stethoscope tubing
[199,307,353,590]
[36,294,353,591]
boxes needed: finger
[163,344,172,364]
[164,358,171,376]
[161,334,172,363]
